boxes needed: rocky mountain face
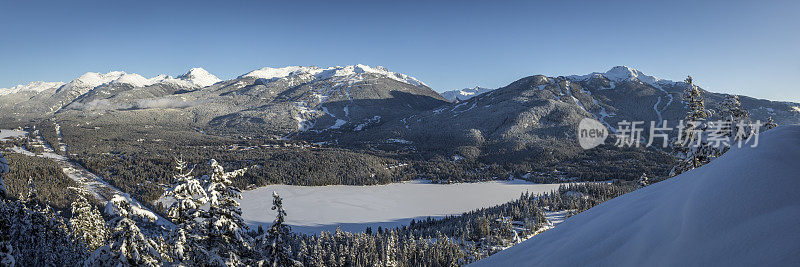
[439,86,494,102]
[1,65,798,180]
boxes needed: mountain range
[2,65,799,181]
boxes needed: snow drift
[472,125,800,266]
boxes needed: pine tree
[24,177,37,204]
[203,159,249,265]
[260,191,294,267]
[764,116,778,130]
[165,158,210,263]
[385,229,398,267]
[0,240,13,266]
[85,194,161,266]
[717,95,750,155]
[671,76,713,176]
[70,193,107,252]
[638,173,649,187]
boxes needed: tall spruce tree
[70,193,107,252]
[85,194,161,266]
[671,76,713,176]
[260,191,294,267]
[203,159,249,265]
[165,158,210,263]
[717,95,750,155]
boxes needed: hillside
[471,125,800,266]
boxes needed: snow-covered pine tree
[24,176,38,204]
[70,193,107,252]
[1,197,87,265]
[764,116,778,130]
[84,195,161,266]
[166,158,208,225]
[165,158,210,263]
[719,95,750,127]
[85,194,162,267]
[671,76,713,176]
[259,191,294,267]
[384,229,398,267]
[203,159,250,265]
[638,173,649,187]
[717,95,750,155]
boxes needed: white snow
[567,66,677,88]
[0,129,27,140]
[440,86,494,102]
[387,138,412,144]
[353,116,380,131]
[105,194,159,223]
[472,126,800,266]
[0,81,64,96]
[176,67,221,87]
[330,119,348,129]
[239,180,570,234]
[57,68,220,90]
[65,71,128,88]
[7,130,172,226]
[240,64,427,87]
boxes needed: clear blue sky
[1,0,798,101]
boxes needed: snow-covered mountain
[472,125,800,266]
[0,81,65,96]
[567,65,673,87]
[439,86,494,102]
[240,64,427,87]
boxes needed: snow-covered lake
[0,129,26,140]
[240,179,568,234]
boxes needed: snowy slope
[240,64,427,87]
[439,86,494,102]
[472,125,800,266]
[0,81,65,96]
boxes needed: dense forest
[0,150,640,266]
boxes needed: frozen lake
[0,129,26,140]
[240,179,568,234]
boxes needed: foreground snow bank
[240,180,567,234]
[472,125,800,266]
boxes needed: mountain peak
[567,66,669,87]
[603,65,661,84]
[178,67,221,87]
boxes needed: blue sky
[1,0,798,101]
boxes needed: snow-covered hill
[471,125,800,266]
[439,86,494,102]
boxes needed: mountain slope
[472,125,800,266]
[440,86,494,102]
